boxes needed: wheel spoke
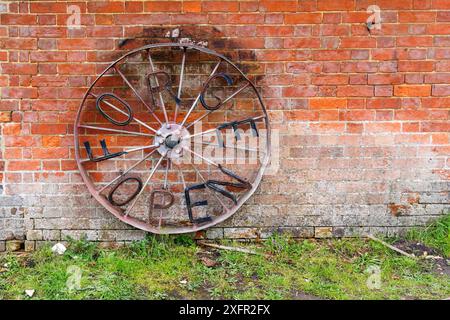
[182,146,219,168]
[185,115,266,139]
[148,50,170,125]
[124,144,159,154]
[89,93,159,134]
[199,141,264,154]
[174,47,187,123]
[185,82,251,130]
[179,60,222,127]
[78,125,154,137]
[163,159,170,189]
[97,149,157,194]
[80,143,158,163]
[124,152,167,217]
[114,66,163,126]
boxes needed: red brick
[183,1,201,12]
[32,148,69,159]
[284,13,322,24]
[1,14,36,25]
[394,85,431,97]
[31,124,67,135]
[362,0,413,9]
[7,160,41,171]
[2,123,21,135]
[30,2,67,13]
[397,36,433,47]
[42,136,62,147]
[1,38,37,49]
[259,0,297,12]
[2,87,38,99]
[432,133,449,144]
[319,110,339,120]
[337,86,374,97]
[421,97,450,108]
[228,13,263,24]
[317,0,354,10]
[310,98,347,109]
[284,38,321,48]
[365,123,401,133]
[422,122,450,132]
[399,11,436,22]
[30,51,66,62]
[310,123,345,133]
[125,1,143,13]
[395,110,429,120]
[257,26,294,36]
[0,63,37,75]
[203,1,239,12]
[367,98,402,109]
[398,61,434,72]
[368,74,403,85]
[340,37,376,48]
[58,39,114,50]
[172,13,207,24]
[87,1,124,13]
[240,1,259,12]
[340,110,375,121]
[87,26,123,37]
[312,75,348,85]
[312,50,351,61]
[432,85,450,96]
[0,111,12,122]
[58,64,96,75]
[95,14,114,25]
[145,1,182,12]
[42,161,61,171]
[283,86,318,97]
[285,110,319,121]
[433,0,450,9]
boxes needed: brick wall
[0,0,449,250]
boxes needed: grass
[406,214,450,257]
[0,215,449,300]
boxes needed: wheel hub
[154,123,189,159]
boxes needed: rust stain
[388,203,408,217]
[407,194,420,205]
[117,26,261,74]
[194,230,206,239]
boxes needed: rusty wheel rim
[74,43,270,234]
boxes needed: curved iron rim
[74,42,271,234]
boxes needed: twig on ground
[197,241,271,257]
[366,234,417,259]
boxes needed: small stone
[179,279,187,285]
[25,241,35,252]
[201,257,217,268]
[51,243,66,255]
[314,227,333,238]
[6,240,22,252]
[25,289,35,298]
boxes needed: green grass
[0,216,449,300]
[406,214,450,257]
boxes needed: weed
[406,214,450,257]
[0,215,449,300]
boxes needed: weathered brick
[314,227,333,238]
[0,1,448,249]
